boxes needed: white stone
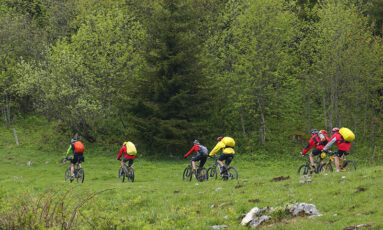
[27,161,32,166]
[286,203,321,217]
[241,207,260,225]
[215,187,223,191]
[249,215,271,228]
[210,225,228,229]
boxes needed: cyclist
[184,140,208,174]
[209,136,235,175]
[65,137,85,181]
[117,141,137,170]
[322,127,351,172]
[300,129,329,171]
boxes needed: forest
[2,0,383,156]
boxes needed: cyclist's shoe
[340,168,347,172]
[70,175,74,182]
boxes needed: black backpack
[198,145,208,156]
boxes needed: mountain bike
[118,160,134,183]
[64,157,84,183]
[183,160,207,182]
[319,151,356,173]
[297,154,322,176]
[206,156,238,181]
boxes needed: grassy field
[0,124,382,229]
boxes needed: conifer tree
[130,0,210,152]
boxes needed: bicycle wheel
[319,162,333,174]
[128,168,134,182]
[297,164,309,176]
[118,168,125,182]
[342,160,357,171]
[183,166,192,181]
[227,167,238,180]
[77,168,84,183]
[65,167,71,181]
[206,167,217,180]
[196,168,207,182]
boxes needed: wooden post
[13,128,19,146]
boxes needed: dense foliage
[1,0,383,155]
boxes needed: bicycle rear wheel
[65,167,71,181]
[206,167,217,181]
[128,168,134,182]
[118,168,125,182]
[183,166,192,181]
[227,167,238,180]
[297,164,309,176]
[342,160,357,171]
[319,162,333,174]
[196,168,207,182]
[77,168,84,183]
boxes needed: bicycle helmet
[332,127,340,132]
[193,139,200,145]
[71,138,77,143]
[217,136,223,142]
[311,129,318,134]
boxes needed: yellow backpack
[339,128,355,143]
[124,141,137,155]
[222,137,235,148]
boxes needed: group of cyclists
[300,127,353,173]
[64,126,353,182]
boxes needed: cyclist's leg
[217,154,225,168]
[334,150,345,172]
[127,159,134,168]
[121,158,126,169]
[199,156,207,168]
[192,155,202,171]
[310,149,321,171]
[78,154,84,168]
[225,155,233,168]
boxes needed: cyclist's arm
[209,142,225,156]
[302,138,314,155]
[117,146,126,160]
[185,145,198,158]
[65,145,72,158]
[323,137,337,151]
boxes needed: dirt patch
[248,199,260,203]
[254,182,264,186]
[355,187,367,193]
[174,190,180,194]
[271,176,290,182]
[235,184,244,189]
[284,184,289,187]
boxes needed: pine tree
[130,0,210,153]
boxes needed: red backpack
[73,141,85,153]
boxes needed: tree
[130,0,211,152]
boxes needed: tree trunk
[239,106,247,136]
[322,92,328,130]
[257,96,266,145]
[306,95,311,133]
[369,110,375,148]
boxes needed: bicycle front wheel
[343,160,357,171]
[65,167,71,181]
[297,164,309,176]
[319,162,333,174]
[77,168,84,183]
[227,167,238,180]
[206,167,217,181]
[119,168,125,182]
[183,166,192,181]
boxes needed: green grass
[0,124,382,229]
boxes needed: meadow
[0,123,382,229]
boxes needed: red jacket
[117,145,135,160]
[302,134,327,155]
[324,132,351,151]
[185,145,200,158]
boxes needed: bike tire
[319,162,333,174]
[183,166,192,182]
[227,167,238,180]
[297,164,309,176]
[128,168,134,183]
[65,167,71,181]
[197,168,207,182]
[118,168,125,182]
[206,167,217,180]
[343,160,357,171]
[77,168,84,183]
